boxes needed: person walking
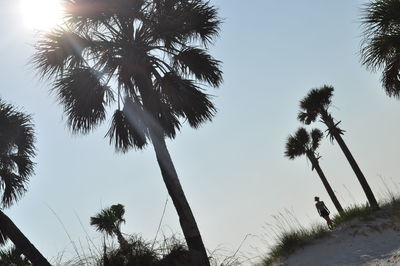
[315,196,333,229]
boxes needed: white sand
[274,214,400,266]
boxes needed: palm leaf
[173,48,222,87]
[54,67,114,133]
[310,128,323,151]
[106,108,148,152]
[0,170,27,208]
[298,85,334,124]
[382,56,400,98]
[157,72,216,128]
[33,28,90,78]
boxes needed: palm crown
[360,0,400,98]
[0,100,35,208]
[33,0,222,152]
[285,127,323,159]
[297,85,333,125]
[90,204,126,236]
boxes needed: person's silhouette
[315,196,333,229]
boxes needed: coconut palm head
[33,0,222,153]
[90,204,126,237]
[361,0,400,98]
[0,100,35,208]
[285,127,323,159]
[298,85,334,124]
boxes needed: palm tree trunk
[149,129,210,266]
[135,74,210,266]
[307,152,344,214]
[114,229,130,252]
[0,210,51,266]
[321,111,379,208]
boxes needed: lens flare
[20,0,64,30]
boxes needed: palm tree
[360,0,400,98]
[298,85,379,208]
[33,1,222,264]
[0,99,51,265]
[90,204,130,251]
[285,127,343,213]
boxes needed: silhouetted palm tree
[33,1,222,264]
[0,99,51,265]
[90,204,130,251]
[298,85,379,208]
[285,127,343,213]
[360,0,400,98]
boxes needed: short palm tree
[33,1,222,264]
[360,0,400,98]
[0,99,51,265]
[285,127,343,213]
[90,204,130,251]
[298,85,379,208]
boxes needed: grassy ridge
[261,196,400,265]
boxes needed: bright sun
[20,0,64,30]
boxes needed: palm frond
[0,99,35,207]
[284,128,310,159]
[361,0,400,36]
[361,33,400,70]
[54,67,114,134]
[0,170,27,208]
[173,47,222,87]
[310,128,323,151]
[157,72,216,128]
[382,56,400,98]
[298,85,334,124]
[148,0,221,47]
[64,0,145,29]
[106,108,148,152]
[90,204,126,236]
[32,28,90,78]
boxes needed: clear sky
[2,0,400,264]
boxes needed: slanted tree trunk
[306,151,344,214]
[113,229,130,252]
[0,210,51,266]
[149,130,209,266]
[321,111,379,209]
[135,74,210,266]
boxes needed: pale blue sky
[2,0,400,264]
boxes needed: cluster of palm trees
[1,0,400,264]
[284,0,400,216]
[285,85,379,214]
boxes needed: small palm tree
[298,85,379,208]
[90,204,130,251]
[33,1,222,264]
[285,127,343,213]
[360,0,400,98]
[0,99,51,265]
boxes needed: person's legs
[323,216,333,229]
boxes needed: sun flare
[20,0,64,30]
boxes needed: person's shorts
[320,209,329,217]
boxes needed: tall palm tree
[33,1,222,264]
[298,85,379,208]
[285,127,343,213]
[90,204,130,251]
[0,99,51,265]
[360,0,400,98]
